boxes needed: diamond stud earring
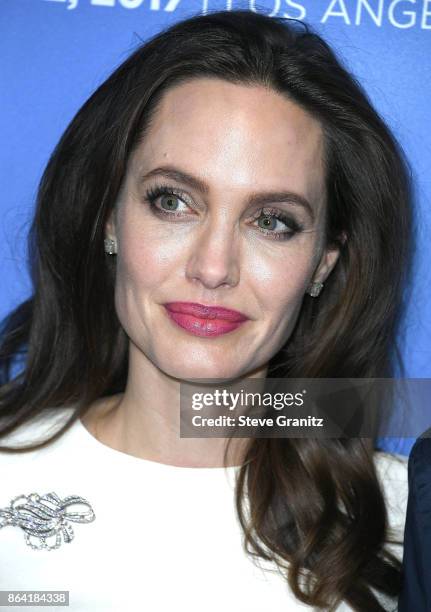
[306,281,324,297]
[104,238,117,255]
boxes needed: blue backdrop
[1,0,430,455]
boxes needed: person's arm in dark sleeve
[399,436,431,611]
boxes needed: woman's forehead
[129,78,326,209]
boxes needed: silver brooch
[0,492,96,550]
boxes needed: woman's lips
[163,302,249,337]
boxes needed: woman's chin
[163,363,247,384]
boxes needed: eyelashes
[142,183,304,242]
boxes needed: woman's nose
[185,220,240,290]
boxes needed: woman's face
[106,78,340,381]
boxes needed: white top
[0,408,408,612]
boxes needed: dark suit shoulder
[409,435,431,473]
[407,435,431,517]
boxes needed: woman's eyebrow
[139,164,316,222]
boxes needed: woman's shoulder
[0,408,79,510]
[373,450,408,494]
[373,450,408,534]
[374,449,408,480]
[0,407,75,464]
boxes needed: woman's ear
[104,209,117,242]
[312,243,341,286]
[104,210,118,255]
[311,231,347,285]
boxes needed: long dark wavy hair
[0,9,415,611]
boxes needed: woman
[0,9,414,611]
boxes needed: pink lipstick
[163,302,249,337]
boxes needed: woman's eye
[144,186,302,241]
[256,213,285,232]
[252,210,301,241]
[144,186,191,217]
[159,194,187,213]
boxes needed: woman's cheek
[246,245,313,303]
[118,223,185,288]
